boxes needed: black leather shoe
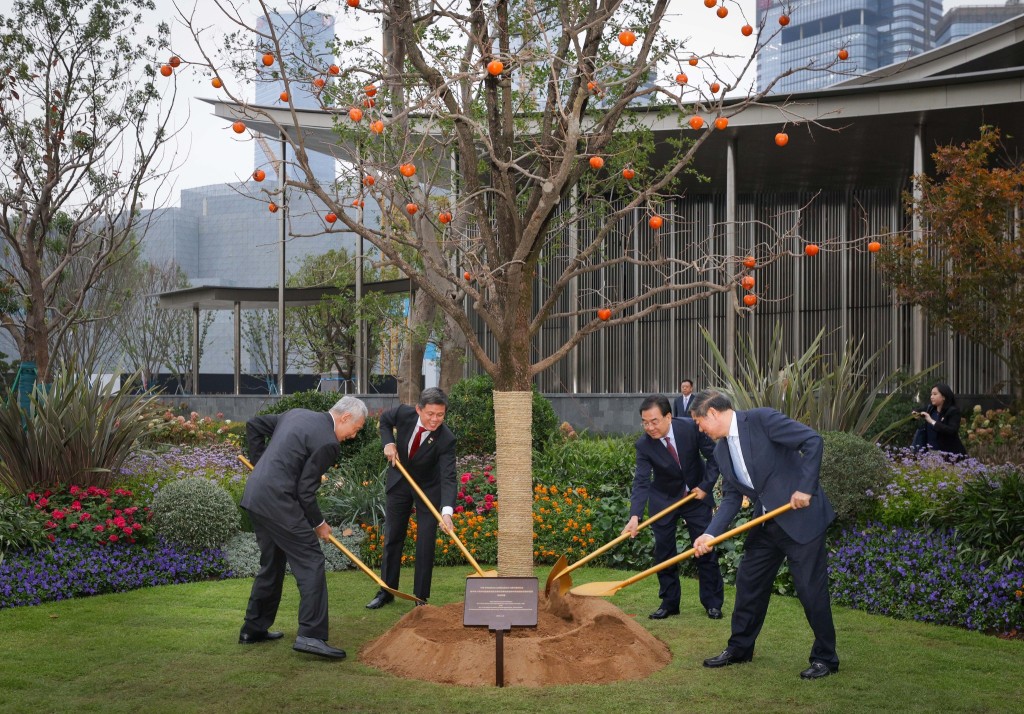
[414,598,428,607]
[703,648,753,667]
[706,607,723,620]
[800,661,838,680]
[292,636,347,660]
[238,629,284,644]
[648,607,680,620]
[365,590,395,609]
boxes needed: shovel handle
[562,491,700,577]
[615,503,794,593]
[392,457,488,578]
[238,455,255,471]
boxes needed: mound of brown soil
[360,592,671,687]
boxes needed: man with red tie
[366,388,457,609]
[623,394,724,620]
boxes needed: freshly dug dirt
[360,592,671,687]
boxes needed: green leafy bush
[151,478,240,548]
[533,435,636,495]
[0,494,47,562]
[0,371,157,491]
[964,405,1024,466]
[257,392,380,461]
[925,468,1024,569]
[319,442,388,531]
[446,374,559,455]
[819,432,890,525]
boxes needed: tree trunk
[439,313,466,392]
[396,290,436,404]
[493,390,534,576]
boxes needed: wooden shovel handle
[563,491,700,576]
[392,457,488,578]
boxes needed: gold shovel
[570,503,793,597]
[545,491,700,596]
[237,454,423,603]
[392,457,498,577]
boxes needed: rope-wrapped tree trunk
[494,390,534,576]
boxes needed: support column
[912,125,926,376]
[278,134,288,396]
[234,301,241,395]
[725,138,737,373]
[192,306,200,395]
[569,183,579,393]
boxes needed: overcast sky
[0,0,1005,208]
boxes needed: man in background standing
[674,379,695,417]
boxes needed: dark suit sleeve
[762,409,824,496]
[630,439,653,519]
[246,414,279,464]
[697,429,720,494]
[379,406,399,447]
[296,442,337,527]
[439,433,458,508]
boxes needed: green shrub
[964,405,1024,466]
[446,374,559,455]
[0,494,47,562]
[925,468,1024,569]
[0,371,157,491]
[819,431,890,525]
[151,478,240,548]
[533,435,637,495]
[319,441,388,531]
[258,393,380,462]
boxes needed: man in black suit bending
[240,395,367,660]
[366,387,457,609]
[624,394,724,621]
[690,389,839,680]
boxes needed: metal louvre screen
[463,188,1008,396]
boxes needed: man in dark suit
[624,394,724,620]
[366,387,457,609]
[673,379,695,417]
[240,396,367,660]
[690,389,839,680]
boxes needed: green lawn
[0,567,1020,713]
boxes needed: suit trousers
[381,480,440,600]
[244,512,329,640]
[649,499,724,611]
[727,519,838,668]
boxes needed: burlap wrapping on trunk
[494,390,533,576]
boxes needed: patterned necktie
[664,437,680,466]
[409,426,427,459]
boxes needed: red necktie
[664,438,679,466]
[409,426,427,459]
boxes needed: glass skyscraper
[756,0,943,93]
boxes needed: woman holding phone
[912,383,967,456]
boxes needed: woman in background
[913,383,966,456]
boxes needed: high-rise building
[254,10,336,186]
[756,0,943,94]
[935,3,1024,46]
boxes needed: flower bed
[830,524,1024,634]
[0,538,230,609]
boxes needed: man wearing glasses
[622,394,724,621]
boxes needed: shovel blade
[384,585,423,604]
[544,555,569,593]
[569,580,624,597]
[468,570,499,578]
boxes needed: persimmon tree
[183,0,840,575]
[878,125,1024,398]
[0,0,179,382]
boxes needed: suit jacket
[241,409,339,529]
[915,404,967,455]
[379,405,457,509]
[630,417,719,519]
[706,408,835,544]
[673,394,694,417]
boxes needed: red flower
[43,490,52,497]
[70,485,81,495]
[71,500,82,511]
[28,492,38,502]
[487,475,496,484]
[38,497,48,508]
[455,505,465,513]
[52,510,66,520]
[47,534,56,542]
[484,494,494,503]
[464,496,474,505]
[109,534,118,542]
[45,521,57,529]
[460,473,471,484]
[68,523,78,530]
[122,527,134,535]
[132,523,143,531]
[113,516,127,528]
[93,525,104,533]
[79,513,91,521]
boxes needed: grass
[0,566,1021,713]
